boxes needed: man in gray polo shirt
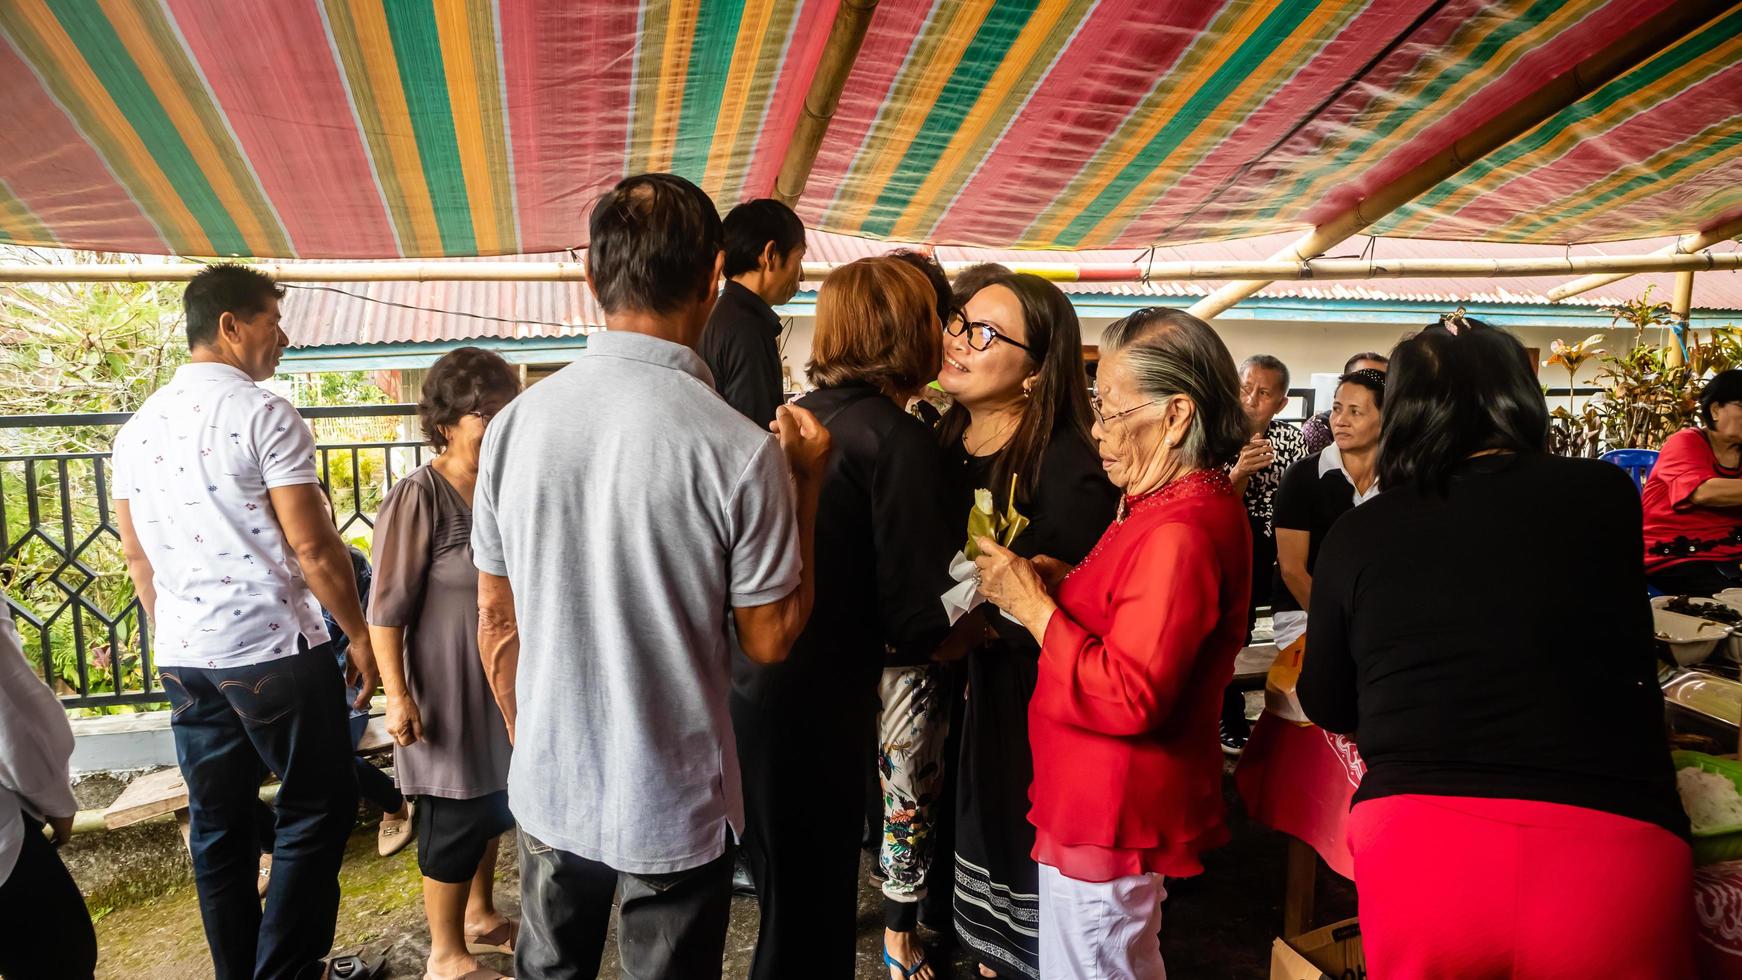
[473,173,829,980]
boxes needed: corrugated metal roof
[282,232,1742,349]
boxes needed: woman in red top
[975,308,1251,979]
[1643,369,1742,596]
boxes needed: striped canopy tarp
[0,0,1738,259]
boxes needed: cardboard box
[1270,917,1366,980]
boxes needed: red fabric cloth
[1349,794,1696,980]
[1027,470,1251,882]
[1643,427,1742,573]
[1233,713,1363,879]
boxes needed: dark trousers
[733,692,867,980]
[1647,560,1740,598]
[348,713,405,814]
[1225,522,1278,734]
[515,831,732,980]
[162,646,358,980]
[0,817,98,980]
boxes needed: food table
[1233,713,1362,936]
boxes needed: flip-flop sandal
[324,950,386,980]
[465,917,518,955]
[883,943,928,980]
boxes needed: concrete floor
[89,762,1354,980]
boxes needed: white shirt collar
[1319,442,1380,504]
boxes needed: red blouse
[1642,427,1742,573]
[1028,469,1251,882]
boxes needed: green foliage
[1547,290,1742,457]
[1,251,397,709]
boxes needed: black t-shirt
[1298,452,1688,837]
[941,426,1118,656]
[698,281,784,429]
[1269,449,1364,614]
[731,384,958,705]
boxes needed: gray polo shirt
[471,330,799,874]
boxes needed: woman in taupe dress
[369,347,520,980]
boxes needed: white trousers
[1037,863,1167,980]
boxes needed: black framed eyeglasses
[945,318,1036,354]
[1091,396,1154,425]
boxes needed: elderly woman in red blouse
[974,307,1252,979]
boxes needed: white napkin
[941,549,984,625]
[941,549,1024,628]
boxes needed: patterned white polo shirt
[111,362,329,669]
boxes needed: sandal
[465,917,518,955]
[323,950,386,980]
[378,800,415,857]
[423,971,512,980]
[883,943,928,980]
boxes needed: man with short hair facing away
[113,264,380,980]
[699,198,807,427]
[1223,354,1305,754]
[472,173,831,980]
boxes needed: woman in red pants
[1299,318,1695,978]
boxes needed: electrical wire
[282,282,587,331]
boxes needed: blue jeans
[161,646,358,980]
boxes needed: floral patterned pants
[877,662,952,923]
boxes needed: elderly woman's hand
[974,538,1059,643]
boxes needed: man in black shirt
[699,199,807,427]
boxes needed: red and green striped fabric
[0,0,1737,258]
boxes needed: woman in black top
[936,273,1117,979]
[1269,370,1383,660]
[731,257,960,980]
[1299,321,1693,979]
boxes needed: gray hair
[1239,353,1290,394]
[1100,308,1249,468]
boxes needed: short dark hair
[722,199,805,279]
[1700,370,1742,427]
[949,262,1013,311]
[1240,353,1290,393]
[1336,368,1386,410]
[1344,351,1389,373]
[1103,308,1249,469]
[184,263,284,349]
[417,347,521,451]
[586,173,723,316]
[886,249,953,328]
[1378,319,1548,494]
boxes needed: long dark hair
[1378,318,1548,494]
[938,273,1093,504]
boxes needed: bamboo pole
[3,251,1740,284]
[1667,268,1696,367]
[1186,0,1725,320]
[773,0,879,207]
[1546,213,1742,301]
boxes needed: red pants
[1349,794,1696,979]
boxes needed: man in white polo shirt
[113,264,379,980]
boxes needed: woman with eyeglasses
[369,347,522,980]
[972,308,1252,979]
[937,273,1117,979]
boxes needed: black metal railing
[2,407,420,711]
